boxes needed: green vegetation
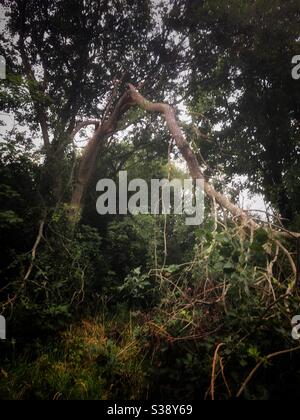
[0,0,300,400]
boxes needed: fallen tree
[69,84,300,296]
[70,84,258,229]
[71,83,300,240]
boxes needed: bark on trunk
[70,126,107,211]
[70,91,133,216]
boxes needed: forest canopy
[0,0,300,401]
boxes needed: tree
[1,0,186,211]
[174,0,300,225]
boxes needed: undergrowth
[1,220,300,400]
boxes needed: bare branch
[71,120,101,140]
[127,83,259,229]
[237,345,300,398]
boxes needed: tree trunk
[71,126,107,211]
[70,91,133,217]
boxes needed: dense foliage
[0,0,299,400]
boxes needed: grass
[0,317,149,400]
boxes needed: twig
[71,119,100,140]
[23,220,45,283]
[236,345,300,398]
[219,355,232,398]
[276,240,297,296]
[210,343,225,400]
[1,219,46,313]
